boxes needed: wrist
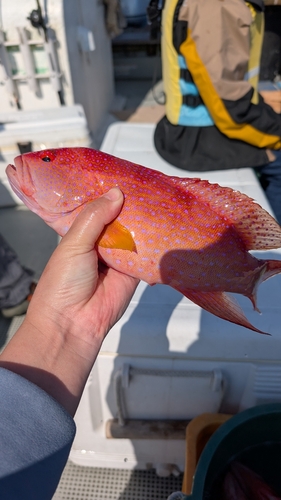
[0,312,102,416]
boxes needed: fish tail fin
[263,259,281,282]
[245,259,281,313]
[177,288,269,335]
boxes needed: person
[153,0,281,223]
[0,233,36,318]
[0,188,139,500]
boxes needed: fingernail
[103,187,122,201]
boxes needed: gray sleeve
[0,367,76,499]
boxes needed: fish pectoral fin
[97,219,137,252]
[177,288,269,335]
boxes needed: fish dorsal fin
[98,219,137,252]
[171,177,281,250]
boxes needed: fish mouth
[6,160,60,222]
[7,155,34,196]
[7,156,33,202]
[6,162,29,204]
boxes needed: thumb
[60,188,124,251]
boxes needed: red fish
[221,461,281,500]
[6,147,281,334]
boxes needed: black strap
[180,68,194,82]
[147,0,165,40]
[182,94,204,107]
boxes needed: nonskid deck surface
[53,461,183,500]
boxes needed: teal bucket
[184,404,281,499]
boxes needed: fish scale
[6,147,281,335]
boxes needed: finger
[61,188,124,251]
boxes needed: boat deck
[1,78,280,499]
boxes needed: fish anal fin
[97,219,137,252]
[176,287,269,335]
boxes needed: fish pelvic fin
[176,288,269,335]
[97,219,137,252]
[171,177,281,250]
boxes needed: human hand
[28,187,139,351]
[0,188,139,414]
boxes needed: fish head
[6,148,103,234]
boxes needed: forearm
[0,366,75,499]
[0,313,102,416]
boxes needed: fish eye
[40,151,56,162]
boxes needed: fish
[6,147,281,335]
[220,461,281,500]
